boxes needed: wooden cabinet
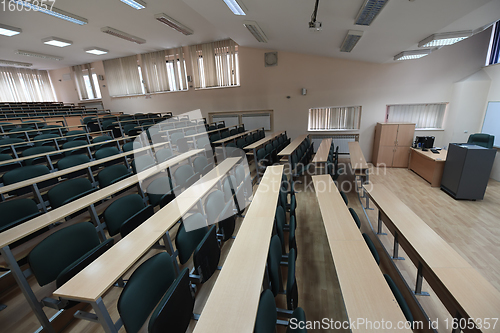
[372,123,415,167]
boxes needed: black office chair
[467,133,494,148]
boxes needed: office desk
[408,148,447,187]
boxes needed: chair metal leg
[91,297,121,333]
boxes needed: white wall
[49,27,493,165]
[483,63,500,181]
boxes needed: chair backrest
[123,141,141,152]
[47,178,94,209]
[155,148,174,163]
[253,133,259,141]
[146,177,174,207]
[237,126,245,133]
[56,154,90,170]
[196,137,210,149]
[148,267,194,333]
[33,134,59,146]
[236,138,245,149]
[210,133,220,142]
[467,133,494,148]
[176,137,190,153]
[0,198,40,232]
[348,208,361,229]
[265,144,273,154]
[97,164,130,188]
[340,191,348,205]
[268,235,282,296]
[104,194,147,236]
[95,146,120,159]
[286,248,298,310]
[275,206,286,251]
[193,156,209,175]
[3,164,50,185]
[92,135,113,144]
[174,164,196,188]
[362,233,380,265]
[170,132,185,145]
[193,225,220,283]
[185,129,197,136]
[62,140,88,156]
[21,145,56,160]
[235,164,246,185]
[28,222,101,286]
[65,130,87,141]
[0,153,13,162]
[229,129,237,136]
[254,289,278,333]
[175,213,208,265]
[223,175,237,202]
[117,252,177,333]
[205,190,226,226]
[383,274,414,323]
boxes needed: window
[210,110,273,131]
[72,64,101,100]
[308,106,361,131]
[0,67,55,102]
[386,103,447,129]
[189,39,240,89]
[486,20,500,66]
[102,55,143,97]
[140,48,187,94]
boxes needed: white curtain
[0,66,55,102]
[387,104,446,129]
[308,106,361,130]
[189,39,239,89]
[103,55,142,97]
[71,63,97,100]
[141,48,186,93]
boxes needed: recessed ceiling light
[394,49,433,61]
[243,21,267,43]
[418,31,472,48]
[120,0,146,10]
[42,36,73,48]
[223,0,247,15]
[85,47,109,55]
[154,13,193,35]
[101,27,146,44]
[16,50,63,61]
[340,30,363,52]
[12,1,88,25]
[355,0,390,26]
[0,23,22,37]
[0,59,32,67]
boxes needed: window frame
[385,103,447,130]
[307,105,362,132]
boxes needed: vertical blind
[387,103,446,129]
[189,39,239,89]
[72,63,97,100]
[140,48,187,93]
[103,55,143,97]
[0,66,55,102]
[488,21,500,65]
[308,106,361,130]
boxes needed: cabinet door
[379,124,399,146]
[393,146,410,168]
[396,124,415,147]
[376,146,395,167]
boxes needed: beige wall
[483,63,500,181]
[49,28,493,168]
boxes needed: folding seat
[94,147,120,166]
[256,148,270,176]
[275,206,297,256]
[196,136,210,149]
[236,138,246,149]
[65,130,88,142]
[174,164,199,189]
[0,153,21,174]
[185,129,197,136]
[340,190,348,205]
[237,126,245,133]
[205,189,235,241]
[209,133,220,143]
[217,123,225,129]
[170,132,185,147]
[208,125,216,131]
[62,140,88,156]
[176,137,190,153]
[253,132,259,142]
[56,154,91,178]
[291,154,310,179]
[229,128,238,136]
[131,155,156,173]
[255,289,307,333]
[0,198,41,233]
[7,129,26,139]
[21,146,58,166]
[47,178,95,209]
[223,174,244,215]
[220,130,230,139]
[146,177,177,208]
[155,148,174,163]
[123,124,140,136]
[103,194,153,237]
[0,138,25,154]
[245,135,253,146]
[384,274,414,324]
[3,164,54,196]
[97,164,131,188]
[122,141,141,152]
[33,134,60,147]
[349,207,361,228]
[363,233,380,265]
[92,135,114,150]
[193,155,213,176]
[235,164,253,205]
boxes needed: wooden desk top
[348,142,369,171]
[213,128,262,145]
[193,165,283,333]
[312,175,362,241]
[0,130,111,150]
[410,147,447,162]
[53,156,241,302]
[0,149,203,249]
[2,124,84,136]
[312,138,332,163]
[245,131,285,150]
[278,134,308,156]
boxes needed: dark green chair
[173,164,199,189]
[95,147,120,167]
[65,130,87,142]
[146,177,177,207]
[131,155,156,173]
[62,140,88,156]
[47,178,95,209]
[103,194,152,237]
[56,154,90,170]
[92,135,114,150]
[362,233,380,265]
[33,134,60,147]
[193,155,212,176]
[155,148,174,163]
[196,137,210,150]
[0,153,21,174]
[0,199,41,233]
[383,274,414,324]
[117,252,184,333]
[21,146,57,166]
[175,213,208,265]
[340,190,348,205]
[255,289,307,333]
[3,165,55,196]
[97,164,131,188]
[467,133,494,148]
[192,225,220,283]
[275,206,297,256]
[0,138,25,154]
[349,208,361,229]
[42,125,64,135]
[205,189,235,241]
[268,235,298,310]
[28,222,114,309]
[123,141,142,152]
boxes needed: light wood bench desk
[245,131,285,181]
[408,148,447,187]
[348,142,370,204]
[0,149,205,333]
[1,124,86,139]
[193,165,283,333]
[213,128,262,146]
[52,157,242,333]
[312,175,412,332]
[278,134,308,165]
[312,138,332,174]
[364,183,500,332]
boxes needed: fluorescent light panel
[120,0,146,10]
[0,59,32,67]
[42,36,72,47]
[340,30,363,52]
[101,27,146,44]
[154,13,193,35]
[0,23,22,36]
[16,50,63,61]
[355,0,389,26]
[12,1,88,25]
[418,30,472,48]
[394,49,432,61]
[243,21,267,43]
[223,0,247,15]
[85,47,109,55]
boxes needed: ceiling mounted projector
[309,0,322,31]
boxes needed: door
[393,146,411,168]
[376,146,395,167]
[396,124,415,147]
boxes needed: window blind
[103,55,143,97]
[0,66,55,102]
[140,48,187,93]
[387,103,446,129]
[72,63,97,100]
[308,106,361,131]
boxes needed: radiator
[310,134,358,154]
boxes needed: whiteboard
[242,113,271,131]
[481,101,500,147]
